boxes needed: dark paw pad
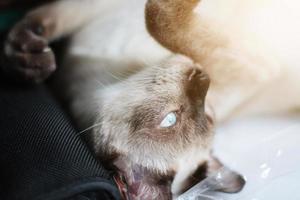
[3,18,56,83]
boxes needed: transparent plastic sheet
[177,115,300,200]
[177,167,243,200]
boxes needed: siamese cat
[4,0,300,199]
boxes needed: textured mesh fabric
[0,75,121,200]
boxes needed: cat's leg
[205,156,245,193]
[3,0,118,83]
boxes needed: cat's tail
[145,0,225,63]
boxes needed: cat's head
[92,55,213,173]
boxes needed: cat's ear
[206,156,246,193]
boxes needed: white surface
[211,114,300,200]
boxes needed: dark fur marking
[180,162,208,194]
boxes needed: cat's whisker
[107,71,124,81]
[123,67,143,75]
[77,122,103,136]
[94,79,106,87]
[113,70,130,79]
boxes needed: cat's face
[93,55,213,173]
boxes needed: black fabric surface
[0,75,121,200]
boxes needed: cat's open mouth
[112,158,245,200]
[112,158,173,200]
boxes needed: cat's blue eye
[160,112,177,128]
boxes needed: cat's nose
[185,67,210,86]
[184,67,210,103]
[187,67,207,79]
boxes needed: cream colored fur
[49,0,300,124]
[145,0,300,121]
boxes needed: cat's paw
[207,156,246,193]
[3,18,56,83]
[214,169,246,193]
